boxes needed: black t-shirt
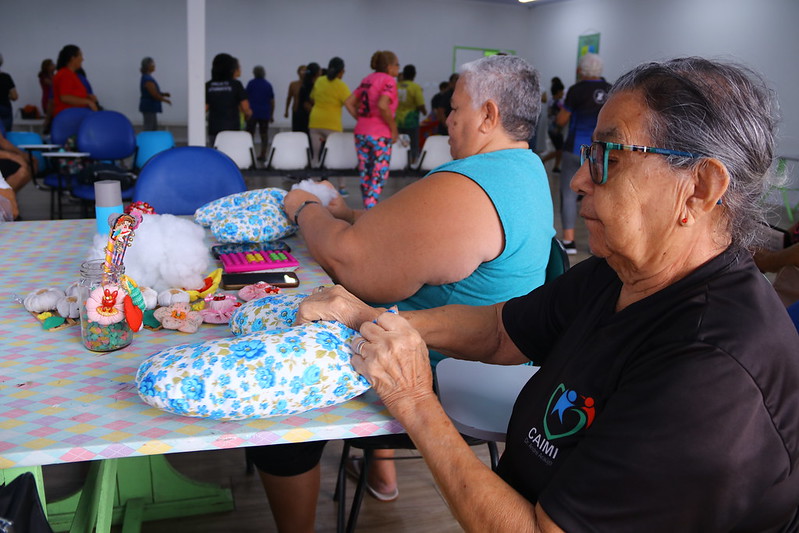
[0,73,15,107]
[499,248,799,532]
[431,89,453,135]
[205,79,248,136]
[562,79,611,154]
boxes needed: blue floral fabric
[193,187,297,243]
[136,293,371,420]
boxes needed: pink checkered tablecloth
[0,219,401,469]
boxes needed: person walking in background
[205,53,251,144]
[52,45,97,118]
[345,50,399,208]
[284,64,305,129]
[295,62,320,137]
[0,55,18,132]
[246,65,275,162]
[308,57,350,168]
[540,76,565,172]
[38,59,55,132]
[556,53,611,254]
[432,73,458,135]
[396,64,427,162]
[139,57,171,131]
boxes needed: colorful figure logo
[543,383,595,440]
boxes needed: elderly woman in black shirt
[298,57,799,532]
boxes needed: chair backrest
[319,132,357,170]
[213,130,256,170]
[545,237,570,282]
[77,110,136,161]
[416,135,452,171]
[266,131,310,170]
[389,142,410,171]
[5,131,46,173]
[132,146,247,215]
[50,107,93,146]
[135,131,175,170]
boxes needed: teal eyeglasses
[579,141,703,185]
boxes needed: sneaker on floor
[338,187,349,197]
[561,240,577,255]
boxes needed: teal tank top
[395,148,554,365]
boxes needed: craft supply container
[78,259,133,352]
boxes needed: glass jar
[78,259,133,352]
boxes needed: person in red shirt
[52,45,97,118]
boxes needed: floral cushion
[136,293,370,420]
[229,292,308,336]
[193,188,297,243]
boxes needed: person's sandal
[345,456,400,502]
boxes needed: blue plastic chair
[70,111,137,215]
[134,131,174,170]
[50,107,93,146]
[36,108,94,218]
[5,131,46,174]
[132,146,247,215]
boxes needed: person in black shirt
[205,53,251,144]
[295,57,799,532]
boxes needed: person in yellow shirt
[308,57,350,170]
[396,64,427,162]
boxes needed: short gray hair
[253,65,265,78]
[578,53,603,78]
[611,57,779,249]
[458,55,541,142]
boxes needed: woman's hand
[283,188,321,223]
[294,285,382,329]
[350,310,436,414]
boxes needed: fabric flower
[237,282,280,302]
[153,303,203,333]
[157,288,191,307]
[85,285,126,325]
[199,293,241,324]
[24,287,66,313]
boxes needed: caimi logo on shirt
[544,383,595,440]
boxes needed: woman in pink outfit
[345,50,400,208]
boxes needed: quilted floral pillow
[136,321,370,420]
[193,188,297,243]
[136,292,371,420]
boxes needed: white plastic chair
[389,142,410,172]
[319,132,358,171]
[436,360,538,442]
[265,131,311,171]
[213,130,256,170]
[414,135,452,172]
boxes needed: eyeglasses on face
[579,141,703,185]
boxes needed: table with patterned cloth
[0,218,400,531]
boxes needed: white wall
[0,0,532,130]
[1,0,797,154]
[526,0,799,155]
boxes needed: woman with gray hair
[297,57,799,531]
[139,56,170,131]
[251,54,555,531]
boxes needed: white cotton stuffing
[87,214,210,292]
[290,179,337,206]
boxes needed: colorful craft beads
[78,260,132,352]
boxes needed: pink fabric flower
[153,303,204,333]
[199,294,241,324]
[85,285,126,325]
[237,282,280,302]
